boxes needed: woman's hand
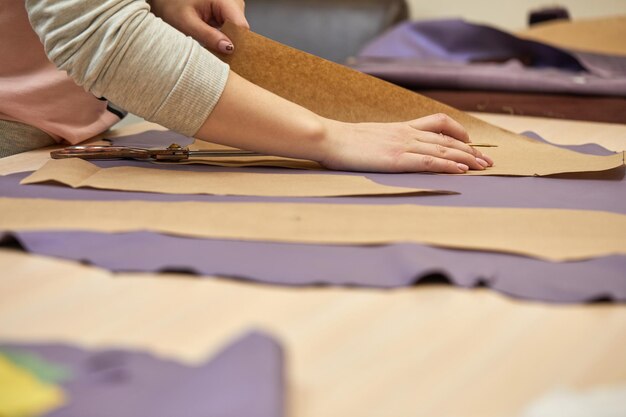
[149,0,249,54]
[319,114,494,173]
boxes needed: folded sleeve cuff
[150,43,229,137]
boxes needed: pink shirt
[0,0,119,144]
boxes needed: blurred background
[244,0,626,62]
[405,0,625,30]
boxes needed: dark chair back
[245,0,409,63]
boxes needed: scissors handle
[50,143,262,161]
[50,144,190,161]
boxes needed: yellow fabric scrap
[0,354,65,417]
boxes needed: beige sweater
[0,0,229,153]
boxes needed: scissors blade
[469,143,498,148]
[188,150,264,158]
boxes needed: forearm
[196,71,329,161]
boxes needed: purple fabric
[359,19,584,70]
[1,132,624,303]
[6,230,625,303]
[353,19,626,96]
[1,331,284,417]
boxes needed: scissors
[50,143,262,162]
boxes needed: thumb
[218,1,250,30]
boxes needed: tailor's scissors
[50,143,262,162]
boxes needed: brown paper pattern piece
[214,23,624,176]
[2,198,625,261]
[20,158,450,198]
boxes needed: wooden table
[1,114,625,417]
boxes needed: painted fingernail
[457,163,469,172]
[476,157,489,168]
[218,40,234,54]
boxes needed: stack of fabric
[351,17,626,123]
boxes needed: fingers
[415,131,494,167]
[187,1,249,55]
[394,153,469,174]
[408,141,486,171]
[408,113,470,143]
[179,10,234,53]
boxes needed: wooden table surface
[1,114,625,417]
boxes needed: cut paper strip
[217,23,625,176]
[6,230,625,303]
[20,158,450,198]
[518,16,626,57]
[0,354,66,417]
[2,198,625,261]
[1,330,284,417]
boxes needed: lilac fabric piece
[104,130,195,148]
[1,331,285,417]
[359,19,584,69]
[6,230,626,303]
[1,132,624,303]
[352,19,626,96]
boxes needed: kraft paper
[518,16,626,57]
[216,23,625,176]
[19,158,447,197]
[2,198,625,261]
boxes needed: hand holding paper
[148,0,249,54]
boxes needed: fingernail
[476,157,489,168]
[457,163,469,172]
[481,154,494,166]
[218,40,234,54]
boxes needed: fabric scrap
[0,330,284,417]
[0,353,66,417]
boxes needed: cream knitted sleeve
[25,0,230,136]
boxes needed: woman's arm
[26,0,492,173]
[199,71,492,173]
